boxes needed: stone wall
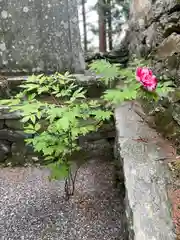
[126,0,180,152]
[128,0,180,80]
[0,0,85,74]
[0,106,39,165]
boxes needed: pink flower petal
[136,67,142,76]
[136,67,142,82]
[135,67,157,92]
[141,68,153,76]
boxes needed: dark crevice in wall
[114,141,132,240]
[168,4,180,15]
[164,26,180,38]
[146,12,165,29]
[141,36,146,45]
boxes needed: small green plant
[0,72,113,199]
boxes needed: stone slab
[115,101,176,240]
[5,73,105,99]
[0,0,85,74]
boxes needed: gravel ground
[0,156,127,240]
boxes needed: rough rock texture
[85,49,129,66]
[139,96,180,152]
[128,0,180,80]
[115,101,176,240]
[0,0,85,74]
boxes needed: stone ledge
[115,101,176,240]
[4,73,105,99]
[6,72,100,83]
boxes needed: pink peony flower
[136,67,157,91]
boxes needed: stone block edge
[114,101,176,240]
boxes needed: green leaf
[91,109,113,121]
[56,116,70,130]
[46,107,67,123]
[28,93,36,100]
[24,129,36,134]
[102,89,126,104]
[27,74,38,82]
[36,111,42,119]
[44,156,54,161]
[30,115,36,124]
[56,89,72,97]
[25,138,33,144]
[20,83,39,91]
[89,59,120,86]
[79,125,96,135]
[37,86,49,94]
[48,163,69,180]
[2,69,133,187]
[38,75,47,84]
[89,100,101,107]
[70,88,86,101]
[0,99,20,106]
[43,147,55,156]
[24,124,36,134]
[35,123,41,131]
[21,116,30,123]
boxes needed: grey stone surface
[172,103,180,126]
[115,101,176,240]
[5,119,23,130]
[128,0,180,81]
[11,141,27,156]
[11,141,33,155]
[0,129,29,142]
[0,140,10,162]
[0,120,4,129]
[72,73,106,98]
[10,141,39,165]
[0,106,21,119]
[0,0,85,74]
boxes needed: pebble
[0,157,127,240]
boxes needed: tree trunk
[81,0,88,52]
[98,0,107,53]
[107,0,113,51]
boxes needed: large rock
[5,119,23,130]
[0,0,85,74]
[0,129,30,142]
[0,106,21,119]
[127,0,180,155]
[128,0,180,82]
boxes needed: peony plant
[89,59,175,105]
